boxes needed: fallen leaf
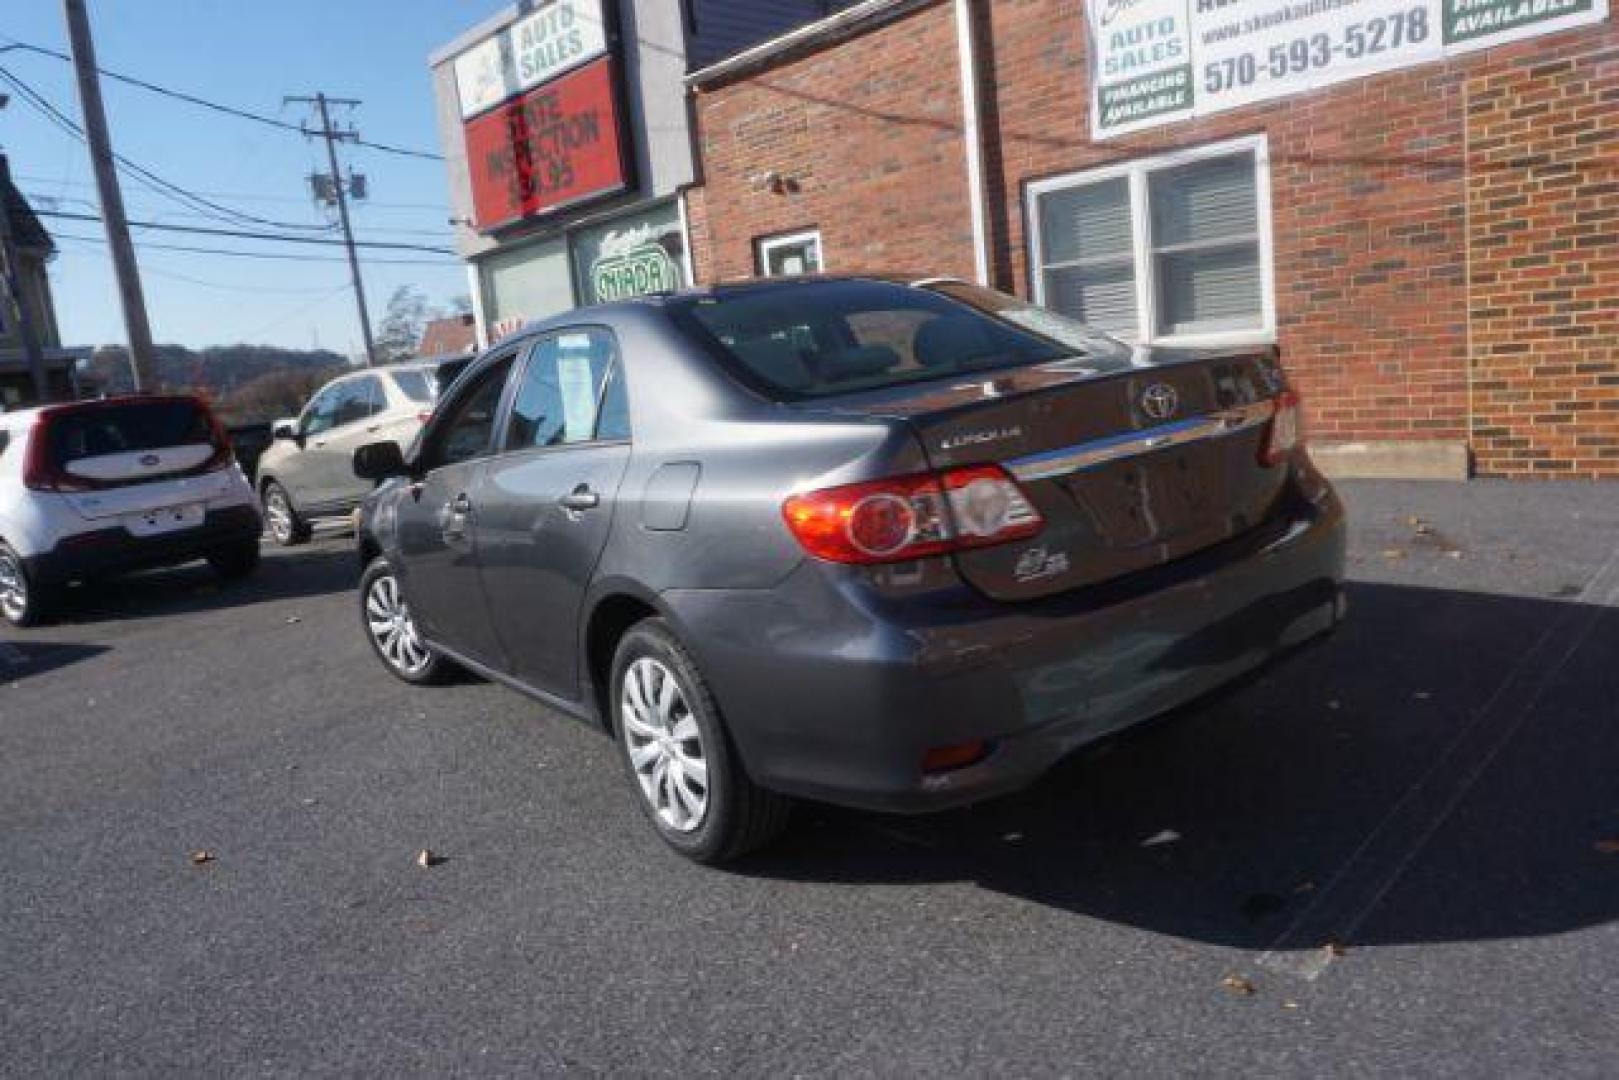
[1445,550,1463,560]
[1323,941,1348,958]
[415,849,442,869]
[1141,829,1181,848]
[1595,840,1619,855]
[285,616,302,625]
[1222,975,1257,996]
[189,850,215,865]
[1414,524,1434,537]
[1002,832,1024,844]
[1404,515,1422,527]
[1381,548,1407,560]
[1283,1001,1300,1010]
[300,797,318,807]
[1414,691,1432,701]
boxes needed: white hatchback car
[255,358,469,545]
[0,395,262,627]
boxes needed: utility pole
[287,93,375,366]
[62,0,155,392]
[0,155,52,404]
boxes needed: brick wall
[687,3,975,284]
[687,1,1619,476]
[1465,47,1619,477]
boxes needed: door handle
[365,424,381,434]
[313,439,327,448]
[557,486,600,512]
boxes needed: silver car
[256,358,469,545]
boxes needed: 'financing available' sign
[1086,0,1608,137]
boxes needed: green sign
[591,245,680,302]
[1098,65,1194,130]
[1444,0,1593,43]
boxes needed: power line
[24,189,455,239]
[50,231,462,267]
[18,173,454,212]
[0,65,335,234]
[36,207,455,254]
[0,39,443,161]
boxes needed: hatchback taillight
[1260,390,1303,468]
[782,464,1043,565]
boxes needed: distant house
[1,157,91,407]
[417,313,477,358]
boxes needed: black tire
[359,557,451,686]
[261,480,311,547]
[206,538,261,580]
[610,618,791,864]
[0,541,53,628]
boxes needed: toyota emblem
[139,453,162,467]
[1140,383,1179,422]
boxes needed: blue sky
[1,2,495,356]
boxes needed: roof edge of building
[687,0,939,88]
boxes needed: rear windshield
[671,279,1132,400]
[390,369,435,403]
[46,401,214,464]
[390,360,472,404]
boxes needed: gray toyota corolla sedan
[353,276,1345,863]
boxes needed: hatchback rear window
[45,400,215,464]
[670,279,1130,400]
[390,369,435,403]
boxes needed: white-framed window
[757,230,824,277]
[1026,135,1275,347]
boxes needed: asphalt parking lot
[3,480,1617,1075]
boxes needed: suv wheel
[262,481,311,546]
[0,542,52,628]
[360,557,448,685]
[611,619,791,864]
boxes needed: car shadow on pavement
[0,640,109,682]
[40,543,359,626]
[743,580,1619,951]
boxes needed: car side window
[427,354,517,469]
[503,329,627,451]
[332,377,379,428]
[301,384,343,437]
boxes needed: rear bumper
[665,484,1346,813]
[25,504,263,585]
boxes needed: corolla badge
[1139,383,1179,422]
[940,425,1023,452]
[139,453,162,467]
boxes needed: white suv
[255,358,469,545]
[0,395,262,626]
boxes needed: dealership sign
[454,0,608,119]
[1087,0,1608,137]
[463,57,629,231]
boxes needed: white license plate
[124,504,205,537]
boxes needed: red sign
[464,57,628,232]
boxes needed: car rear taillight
[782,464,1043,565]
[416,410,434,425]
[1260,390,1303,468]
[21,409,87,492]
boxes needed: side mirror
[353,440,410,482]
[272,419,297,441]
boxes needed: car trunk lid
[815,347,1292,600]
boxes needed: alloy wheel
[620,657,710,833]
[364,572,432,676]
[0,550,27,624]
[264,488,294,544]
